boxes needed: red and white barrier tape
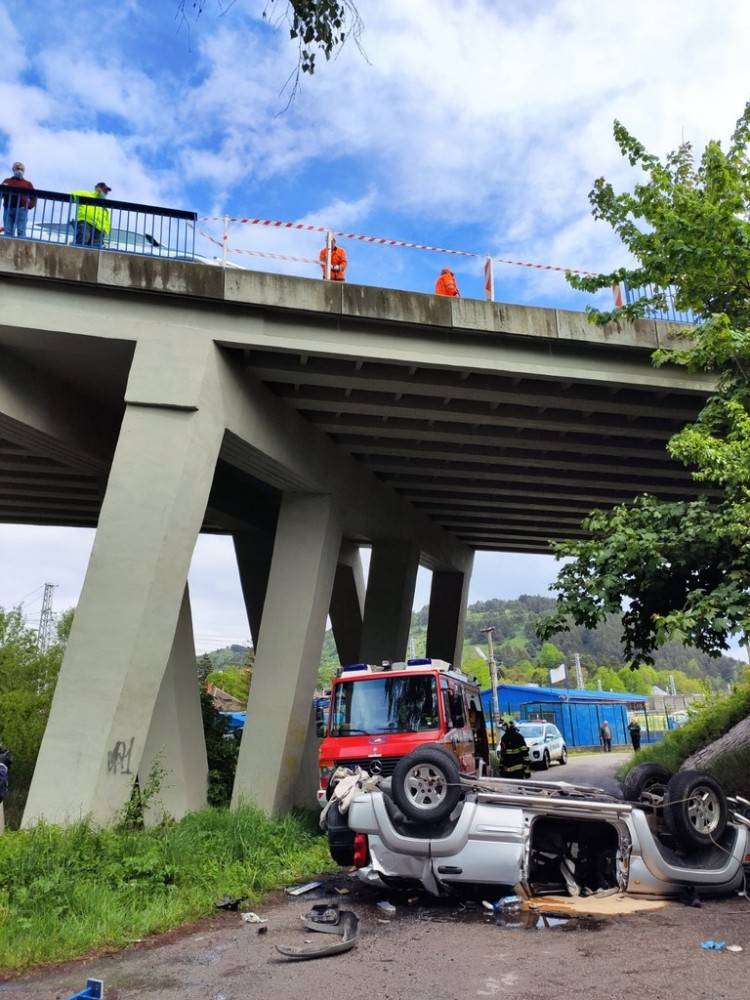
[198,229,318,265]
[199,215,595,275]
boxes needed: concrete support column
[359,541,420,663]
[138,586,208,823]
[232,493,341,815]
[329,541,366,666]
[426,558,475,667]
[23,375,224,826]
[233,528,275,648]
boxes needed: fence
[0,186,196,260]
[623,281,697,325]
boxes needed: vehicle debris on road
[376,900,396,916]
[285,881,322,896]
[276,902,359,961]
[240,912,268,924]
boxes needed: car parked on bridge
[317,659,490,804]
[323,751,750,900]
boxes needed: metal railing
[623,281,697,325]
[0,186,196,260]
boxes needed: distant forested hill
[199,595,744,699]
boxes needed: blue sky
[1,0,749,654]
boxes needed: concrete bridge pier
[138,586,208,823]
[426,561,475,666]
[23,396,224,826]
[328,541,366,666]
[231,493,342,815]
[359,540,420,663]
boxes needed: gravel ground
[2,882,748,1000]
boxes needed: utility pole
[481,625,500,728]
[668,673,677,697]
[574,652,584,690]
[37,582,56,653]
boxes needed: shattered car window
[330,675,439,735]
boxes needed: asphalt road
[537,750,631,796]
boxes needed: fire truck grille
[335,756,399,778]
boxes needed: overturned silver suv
[323,747,750,899]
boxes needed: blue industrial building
[481,684,649,748]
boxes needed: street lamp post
[481,625,500,730]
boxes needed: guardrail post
[324,230,333,281]
[222,215,229,267]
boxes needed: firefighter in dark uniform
[499,719,531,779]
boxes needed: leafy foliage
[200,689,241,808]
[0,608,71,826]
[540,103,750,665]
[621,677,750,779]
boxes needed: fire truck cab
[317,658,490,803]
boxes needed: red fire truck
[317,658,490,802]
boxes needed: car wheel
[391,747,462,823]
[663,770,728,850]
[559,746,568,766]
[325,800,355,866]
[539,750,550,771]
[622,763,672,804]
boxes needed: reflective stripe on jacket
[71,191,111,235]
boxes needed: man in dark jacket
[499,720,530,778]
[628,718,642,751]
[2,162,36,238]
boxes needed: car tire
[325,801,355,867]
[663,770,728,850]
[539,750,550,770]
[559,746,568,766]
[622,763,672,804]
[391,747,462,824]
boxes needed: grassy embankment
[620,681,750,797]
[0,806,334,972]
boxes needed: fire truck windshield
[330,674,439,736]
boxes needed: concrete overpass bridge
[0,240,711,826]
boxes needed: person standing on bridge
[72,182,112,248]
[435,267,460,297]
[1,162,36,238]
[320,238,347,281]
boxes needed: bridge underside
[0,242,711,829]
[244,349,706,553]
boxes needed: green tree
[0,606,71,826]
[197,652,213,684]
[540,103,750,666]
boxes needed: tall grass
[621,681,750,778]
[0,806,334,971]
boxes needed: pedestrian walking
[71,182,112,248]
[600,720,612,752]
[435,267,460,296]
[628,718,642,752]
[499,719,531,778]
[1,162,36,238]
[319,238,347,281]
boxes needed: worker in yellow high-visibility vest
[71,182,112,248]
